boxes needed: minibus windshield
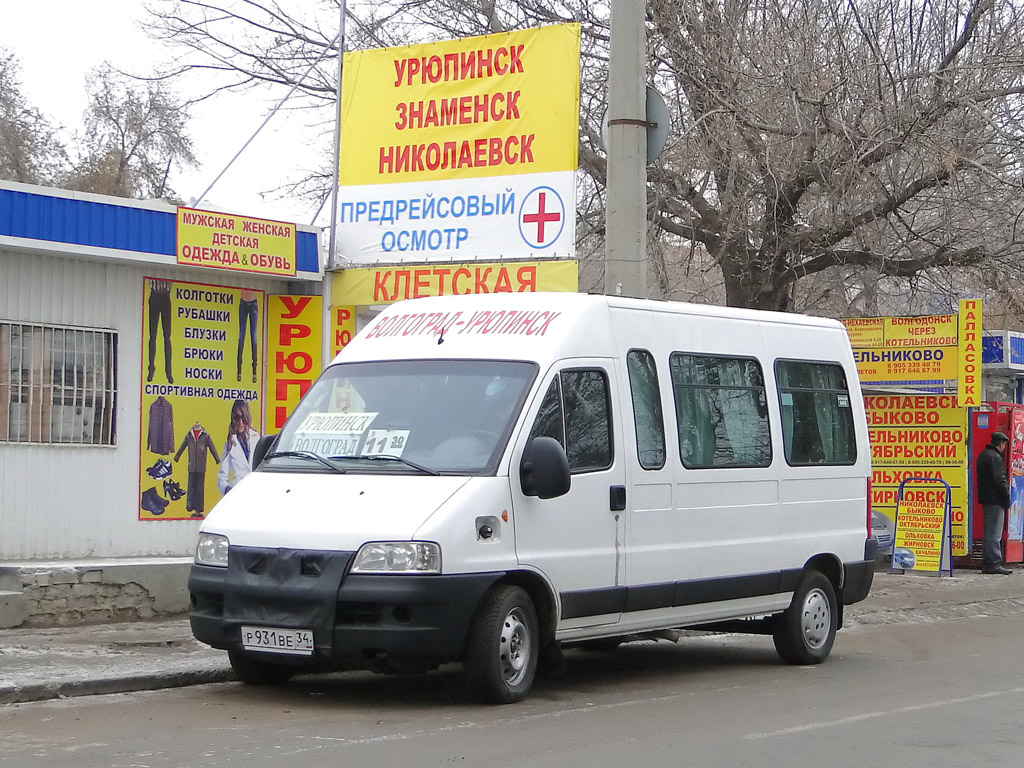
[266,359,537,475]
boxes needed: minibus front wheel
[464,585,539,704]
[772,571,837,665]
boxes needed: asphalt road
[3,607,1023,768]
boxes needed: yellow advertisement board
[331,259,578,306]
[881,315,958,347]
[267,295,323,432]
[841,317,884,348]
[893,495,948,572]
[140,278,264,520]
[330,306,358,359]
[176,207,297,277]
[842,307,981,386]
[339,24,580,185]
[853,346,958,382]
[842,314,958,348]
[844,314,958,382]
[866,394,969,555]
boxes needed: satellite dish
[600,86,670,165]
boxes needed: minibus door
[511,363,625,628]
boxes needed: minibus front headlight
[352,542,441,574]
[195,533,230,567]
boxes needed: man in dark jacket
[976,431,1013,575]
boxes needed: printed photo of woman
[217,399,261,494]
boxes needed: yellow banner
[958,298,982,407]
[841,318,884,348]
[882,315,958,347]
[894,495,947,572]
[842,314,958,348]
[330,306,357,359]
[267,295,322,432]
[339,24,581,185]
[853,346,958,382]
[139,278,264,521]
[331,259,578,306]
[177,207,297,277]
[866,394,968,555]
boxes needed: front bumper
[189,546,502,667]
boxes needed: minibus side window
[627,349,666,469]
[528,369,613,473]
[530,379,565,446]
[670,354,772,469]
[775,360,857,465]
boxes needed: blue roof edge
[0,181,322,277]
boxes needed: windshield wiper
[329,454,440,476]
[264,450,347,474]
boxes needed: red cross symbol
[522,192,562,245]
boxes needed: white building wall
[1,248,295,559]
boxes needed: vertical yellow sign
[958,298,982,407]
[330,306,358,358]
[267,295,323,432]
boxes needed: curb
[0,668,235,706]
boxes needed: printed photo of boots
[141,487,170,516]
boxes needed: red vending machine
[970,402,1024,564]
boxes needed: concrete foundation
[0,558,192,628]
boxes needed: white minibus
[189,292,874,703]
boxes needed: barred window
[0,322,118,445]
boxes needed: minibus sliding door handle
[610,485,626,511]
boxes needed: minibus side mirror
[253,434,278,470]
[520,436,571,499]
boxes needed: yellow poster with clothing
[139,277,264,521]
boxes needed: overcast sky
[0,0,328,228]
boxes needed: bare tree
[67,66,197,200]
[0,49,68,185]
[143,0,1024,310]
[636,0,1024,309]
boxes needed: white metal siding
[0,248,293,559]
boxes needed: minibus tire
[464,585,539,704]
[772,571,837,665]
[228,650,296,686]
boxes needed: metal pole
[604,0,648,298]
[323,0,349,372]
[327,0,348,271]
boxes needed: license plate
[240,626,314,655]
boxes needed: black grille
[336,601,381,624]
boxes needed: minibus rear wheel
[228,650,296,686]
[772,571,837,665]
[464,585,539,704]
